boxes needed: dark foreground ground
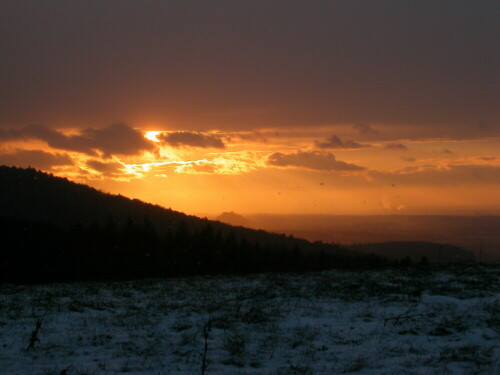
[1,263,499,375]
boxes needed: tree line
[0,215,391,283]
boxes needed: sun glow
[123,159,212,176]
[144,131,162,142]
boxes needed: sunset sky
[1,1,499,215]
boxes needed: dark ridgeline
[349,242,474,263]
[0,166,392,283]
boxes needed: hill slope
[0,166,346,255]
[1,166,384,282]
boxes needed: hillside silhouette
[0,166,391,283]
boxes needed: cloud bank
[86,160,126,177]
[267,150,364,171]
[0,149,73,170]
[159,132,226,149]
[0,124,155,157]
[384,143,408,151]
[315,135,370,149]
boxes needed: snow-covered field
[1,264,499,375]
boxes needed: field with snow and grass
[1,263,499,375]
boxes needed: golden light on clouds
[0,123,499,216]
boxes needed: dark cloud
[401,156,416,162]
[80,124,156,156]
[0,149,72,170]
[86,160,125,177]
[267,150,364,171]
[315,135,370,149]
[159,132,225,149]
[384,143,408,151]
[226,132,267,143]
[0,123,155,157]
[353,124,379,135]
[442,149,454,154]
[0,128,24,139]
[0,2,497,130]
[478,156,497,161]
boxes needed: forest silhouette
[1,166,412,283]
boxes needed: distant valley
[214,212,498,261]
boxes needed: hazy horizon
[209,211,500,261]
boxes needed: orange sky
[0,1,498,215]
[1,124,499,216]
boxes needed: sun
[144,131,162,142]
